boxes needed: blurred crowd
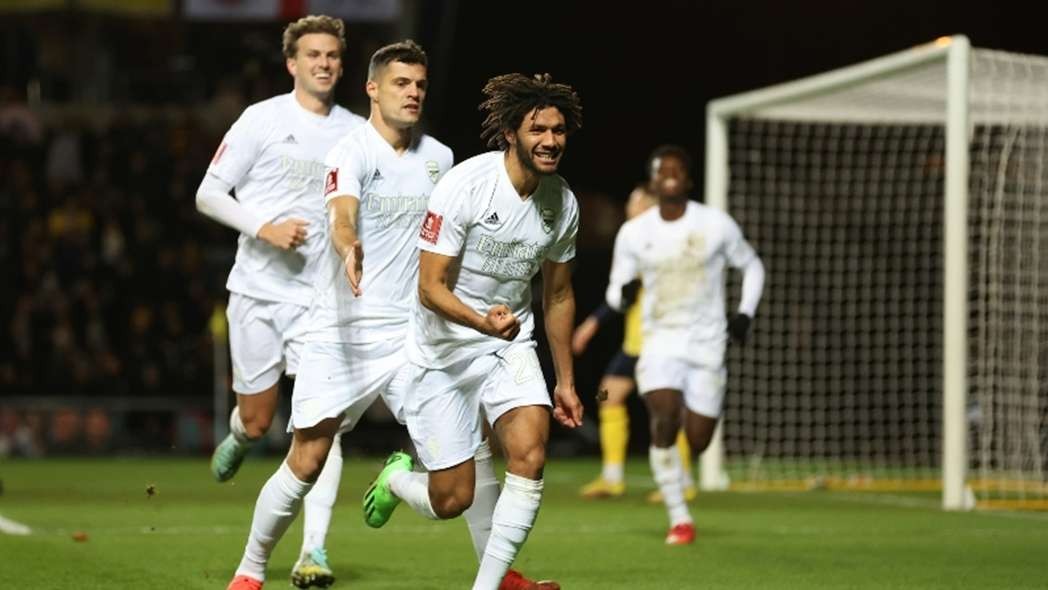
[1,88,231,399]
[0,86,242,456]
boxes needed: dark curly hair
[479,73,583,150]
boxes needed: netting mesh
[718,47,1048,507]
[968,50,1048,507]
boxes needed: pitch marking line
[0,514,32,536]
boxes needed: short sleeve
[208,108,264,187]
[418,175,472,257]
[546,192,579,263]
[443,148,455,175]
[323,137,369,204]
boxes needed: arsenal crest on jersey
[425,161,440,184]
[540,207,555,234]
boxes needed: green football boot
[363,451,413,528]
[210,433,252,482]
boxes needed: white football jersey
[306,123,454,343]
[408,152,579,369]
[208,93,365,305]
[606,201,757,366]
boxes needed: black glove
[620,279,642,308]
[727,313,752,344]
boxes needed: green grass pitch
[0,457,1045,589]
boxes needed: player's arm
[195,174,308,250]
[196,114,308,249]
[327,195,364,296]
[418,250,519,340]
[737,255,765,317]
[725,216,766,344]
[604,225,641,312]
[571,302,621,355]
[543,259,583,427]
[727,255,766,344]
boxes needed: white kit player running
[309,42,561,590]
[225,41,552,590]
[605,145,765,546]
[363,73,584,590]
[223,40,442,590]
[196,15,364,590]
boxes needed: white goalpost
[702,35,1048,511]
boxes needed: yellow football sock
[676,429,693,485]
[599,405,629,473]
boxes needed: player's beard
[514,134,559,176]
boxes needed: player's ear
[502,128,515,148]
[286,57,297,78]
[365,79,378,100]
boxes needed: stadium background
[0,0,1042,459]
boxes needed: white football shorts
[289,338,409,432]
[636,354,727,418]
[404,342,551,471]
[227,293,310,394]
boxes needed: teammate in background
[363,73,584,590]
[605,145,765,545]
[225,44,556,590]
[574,182,697,502]
[194,15,364,588]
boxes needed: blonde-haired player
[606,145,764,545]
[195,15,364,588]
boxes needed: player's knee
[506,444,546,479]
[650,416,679,447]
[689,437,711,455]
[431,486,474,519]
[240,410,273,439]
[287,450,326,483]
[687,426,715,454]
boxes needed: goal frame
[701,35,972,510]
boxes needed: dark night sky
[413,0,1048,201]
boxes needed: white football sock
[464,441,500,562]
[473,473,543,590]
[235,460,313,581]
[301,433,342,555]
[650,446,693,527]
[229,406,257,445]
[389,469,438,520]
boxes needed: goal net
[703,36,1048,510]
